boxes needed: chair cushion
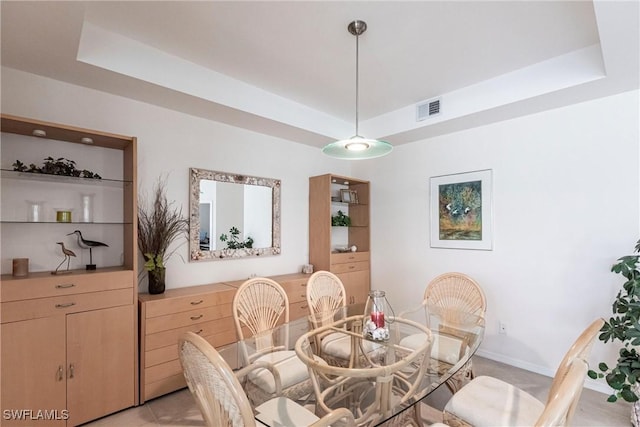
[444,375,545,427]
[248,350,323,394]
[400,333,465,364]
[321,331,382,359]
[255,396,319,427]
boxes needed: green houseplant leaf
[589,238,640,403]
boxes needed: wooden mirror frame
[189,168,281,261]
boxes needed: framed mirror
[189,168,281,261]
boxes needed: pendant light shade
[322,20,393,160]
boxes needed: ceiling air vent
[416,97,441,121]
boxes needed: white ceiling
[1,1,638,148]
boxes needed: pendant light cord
[354,32,360,137]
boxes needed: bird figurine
[67,230,108,270]
[53,242,76,274]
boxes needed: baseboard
[475,349,613,395]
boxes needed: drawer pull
[57,366,64,381]
[55,283,75,289]
[55,302,76,309]
[301,294,305,298]
[68,364,75,379]
[301,283,307,287]
[301,305,308,309]
[190,315,203,321]
[195,329,203,335]
[190,300,204,305]
[349,265,355,269]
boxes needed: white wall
[4,66,639,393]
[1,67,351,289]
[354,89,640,392]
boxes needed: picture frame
[340,189,358,204]
[430,169,493,250]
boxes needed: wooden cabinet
[138,283,238,403]
[0,115,138,425]
[139,272,312,402]
[1,272,136,426]
[309,174,370,302]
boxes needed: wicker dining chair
[443,318,604,427]
[306,271,382,367]
[178,331,356,427]
[232,277,317,405]
[399,272,486,393]
[426,272,486,391]
[424,272,487,323]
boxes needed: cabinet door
[66,305,135,426]
[338,270,370,305]
[1,316,67,426]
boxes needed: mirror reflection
[189,168,281,261]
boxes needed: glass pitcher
[363,290,391,341]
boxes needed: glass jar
[363,290,390,341]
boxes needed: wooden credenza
[0,269,136,426]
[138,272,311,403]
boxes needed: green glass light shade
[322,136,393,160]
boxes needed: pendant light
[322,20,393,160]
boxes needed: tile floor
[83,356,632,426]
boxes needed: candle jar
[363,290,390,341]
[27,201,44,222]
[80,193,94,223]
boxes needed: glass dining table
[217,302,485,427]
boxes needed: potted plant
[331,210,351,227]
[589,238,640,419]
[137,178,188,294]
[219,226,254,249]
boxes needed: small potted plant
[219,226,254,249]
[589,238,640,422]
[331,210,351,227]
[137,177,188,294]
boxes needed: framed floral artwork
[430,169,493,250]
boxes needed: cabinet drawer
[145,316,236,351]
[281,278,308,304]
[145,374,186,402]
[290,300,310,321]
[145,328,237,368]
[330,252,369,265]
[1,270,133,302]
[146,303,233,334]
[331,261,369,274]
[1,288,134,323]
[143,288,235,318]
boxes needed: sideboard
[138,272,310,403]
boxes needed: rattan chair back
[424,272,487,325]
[307,271,347,329]
[536,358,589,426]
[547,318,604,419]
[178,331,256,427]
[232,277,290,362]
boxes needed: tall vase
[148,267,166,295]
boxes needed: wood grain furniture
[138,282,238,403]
[138,272,312,403]
[178,331,356,427]
[309,174,370,305]
[443,318,604,427]
[0,115,138,426]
